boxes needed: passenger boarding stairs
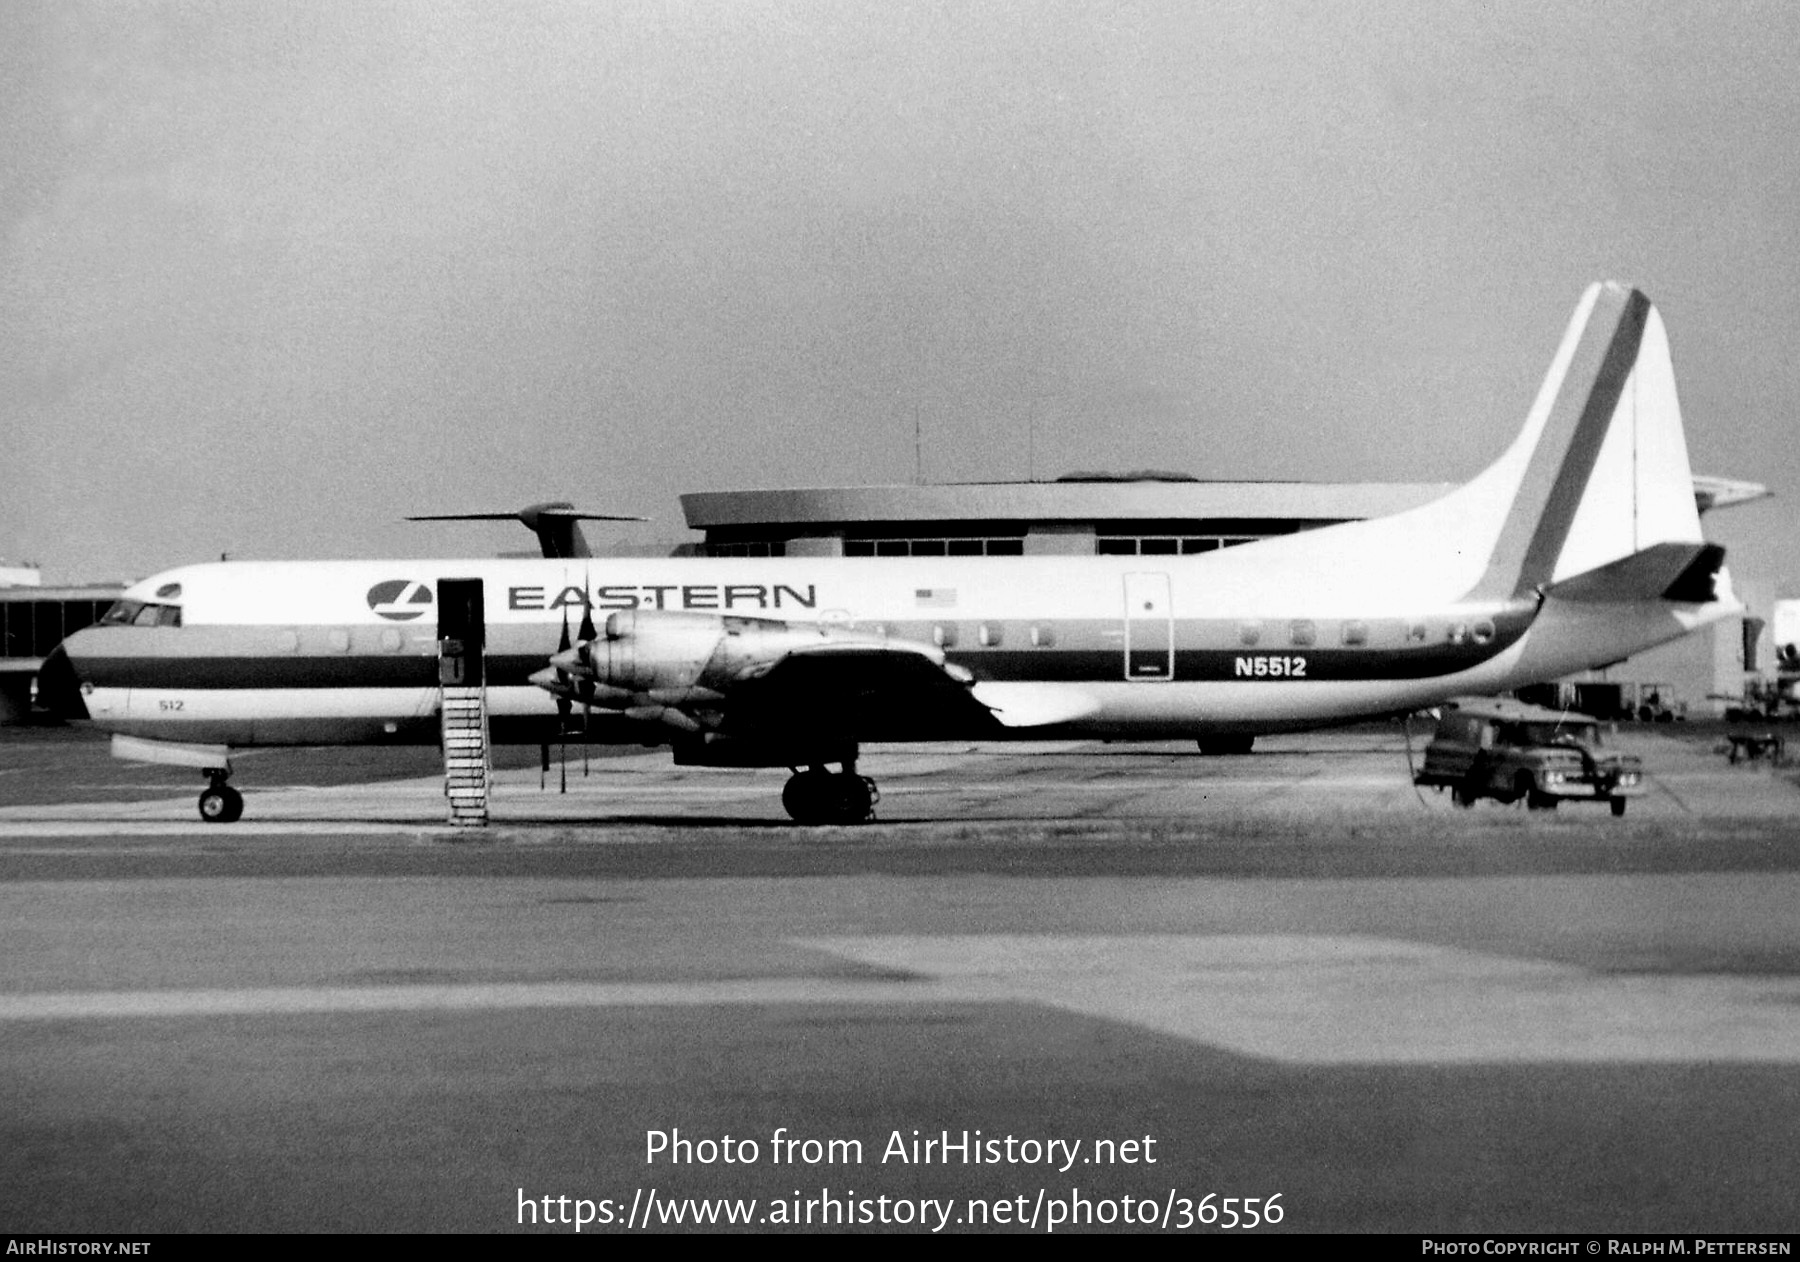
[440,684,492,827]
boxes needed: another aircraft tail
[1465,283,1717,604]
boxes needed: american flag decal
[914,588,957,608]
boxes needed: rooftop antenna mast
[1028,401,1036,483]
[914,403,923,486]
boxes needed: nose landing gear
[782,763,879,825]
[198,772,243,824]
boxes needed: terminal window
[1,599,113,659]
[704,541,785,558]
[843,538,1024,557]
[1098,535,1260,555]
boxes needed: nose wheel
[782,766,878,825]
[198,774,243,824]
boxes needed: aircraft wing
[536,614,1001,754]
[727,641,999,741]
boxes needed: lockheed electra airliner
[45,284,1738,823]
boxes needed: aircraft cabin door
[1123,572,1174,681]
[437,578,486,686]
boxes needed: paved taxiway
[2,724,1797,1233]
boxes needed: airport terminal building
[0,566,125,723]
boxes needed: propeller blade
[581,570,594,777]
[550,609,573,736]
[577,570,597,645]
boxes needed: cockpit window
[106,600,181,628]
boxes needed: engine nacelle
[576,610,889,698]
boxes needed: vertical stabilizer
[1468,283,1705,602]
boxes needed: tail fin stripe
[1473,286,1652,601]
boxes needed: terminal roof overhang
[680,476,1763,531]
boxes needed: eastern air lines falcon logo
[366,579,434,621]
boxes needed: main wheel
[782,771,876,824]
[782,771,833,824]
[1610,797,1627,817]
[198,784,243,824]
[1451,784,1477,808]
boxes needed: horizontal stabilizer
[406,502,647,559]
[1545,542,1726,604]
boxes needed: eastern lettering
[505,582,820,613]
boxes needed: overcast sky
[3,0,1796,594]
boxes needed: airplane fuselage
[57,550,1716,749]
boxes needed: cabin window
[978,622,1003,647]
[1448,622,1470,645]
[1289,620,1317,647]
[1031,623,1055,648]
[933,623,958,648]
[1472,618,1496,645]
[1341,620,1368,646]
[1238,621,1262,646]
[1406,622,1428,643]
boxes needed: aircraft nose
[35,641,89,721]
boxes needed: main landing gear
[198,771,243,824]
[782,763,879,825]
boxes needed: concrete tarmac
[2,724,1797,1234]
